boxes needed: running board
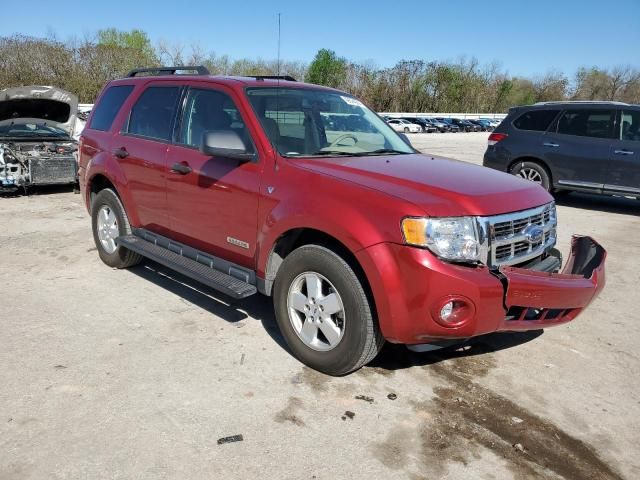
[117,235,257,299]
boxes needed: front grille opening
[506,306,574,321]
[488,203,556,266]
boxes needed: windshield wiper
[308,150,357,156]
[353,148,409,156]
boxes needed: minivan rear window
[513,109,560,131]
[89,85,134,131]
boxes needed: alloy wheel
[287,272,346,351]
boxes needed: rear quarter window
[88,85,134,131]
[513,109,560,131]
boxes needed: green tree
[305,49,347,88]
[97,28,157,62]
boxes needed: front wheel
[404,127,410,133]
[273,245,384,376]
[510,161,551,191]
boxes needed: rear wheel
[510,161,551,192]
[273,245,384,376]
[91,188,142,268]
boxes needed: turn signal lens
[401,218,428,246]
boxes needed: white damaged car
[0,86,79,194]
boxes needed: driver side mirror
[200,131,257,162]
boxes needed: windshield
[0,122,70,139]
[246,87,414,157]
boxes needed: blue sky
[6,0,639,77]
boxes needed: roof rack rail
[533,100,629,106]
[126,66,210,77]
[248,75,297,82]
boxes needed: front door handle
[113,147,129,159]
[170,162,192,175]
[543,142,560,148]
[614,149,634,155]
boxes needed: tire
[91,188,143,268]
[510,161,551,192]
[273,245,384,376]
[404,127,409,133]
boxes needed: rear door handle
[113,147,129,159]
[614,149,634,155]
[170,162,192,175]
[543,142,560,148]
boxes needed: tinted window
[89,85,134,131]
[621,110,640,142]
[557,109,615,139]
[127,86,180,141]
[513,109,560,131]
[178,88,253,152]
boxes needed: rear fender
[85,152,140,225]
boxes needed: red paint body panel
[79,75,607,345]
[294,155,552,217]
[356,236,606,344]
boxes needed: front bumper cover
[357,235,606,344]
[496,235,606,331]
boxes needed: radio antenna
[277,13,281,76]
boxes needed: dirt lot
[2,133,639,480]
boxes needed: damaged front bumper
[496,235,606,331]
[356,236,606,344]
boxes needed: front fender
[255,172,423,278]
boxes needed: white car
[387,118,422,133]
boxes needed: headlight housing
[401,216,481,262]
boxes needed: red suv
[79,66,606,376]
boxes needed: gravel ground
[1,132,639,480]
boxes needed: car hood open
[292,153,553,217]
[0,86,78,136]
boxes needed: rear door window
[556,109,615,139]
[127,86,181,141]
[88,85,134,131]
[620,110,640,142]
[513,109,560,131]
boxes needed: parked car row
[383,116,501,133]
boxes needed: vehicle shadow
[555,191,639,216]
[128,261,288,349]
[0,184,77,197]
[367,330,543,373]
[127,260,543,369]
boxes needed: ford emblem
[523,225,544,244]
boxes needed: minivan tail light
[488,133,508,146]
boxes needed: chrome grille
[478,203,557,267]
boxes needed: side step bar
[117,235,257,299]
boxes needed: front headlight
[401,217,481,262]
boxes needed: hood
[0,86,78,136]
[291,154,552,217]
